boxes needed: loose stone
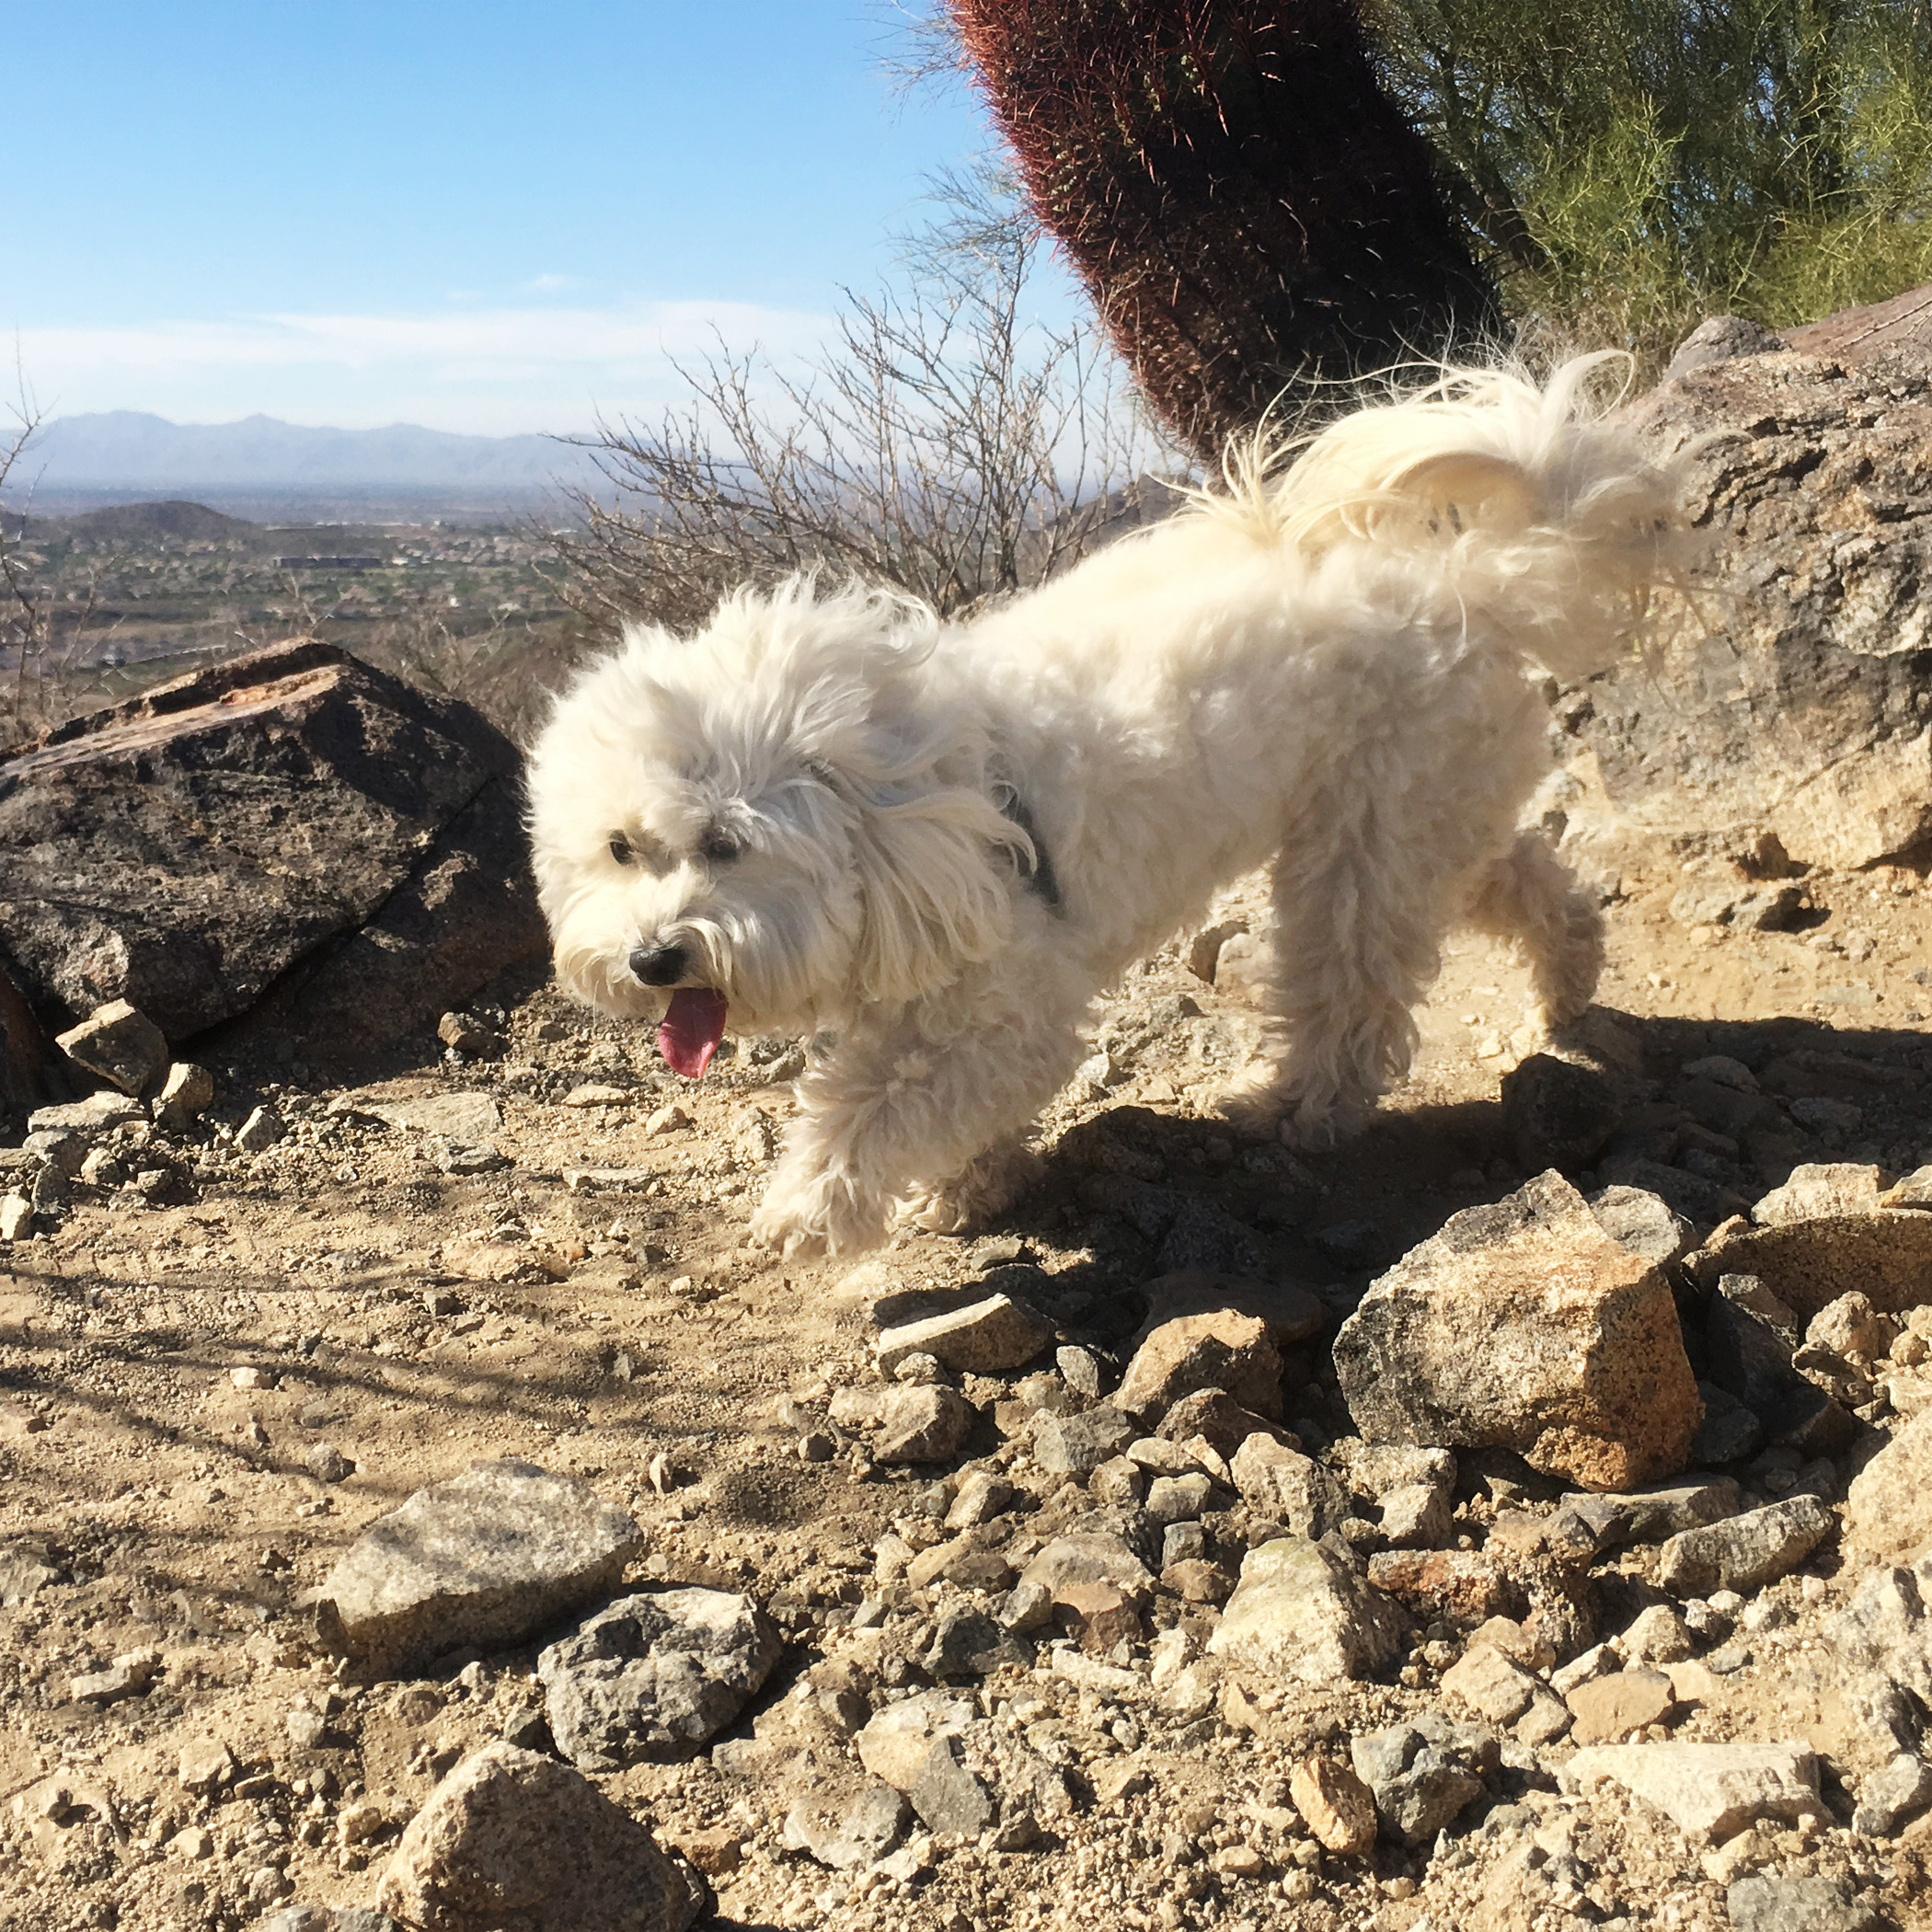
[1029,1405,1136,1478]
[1207,1535,1408,1685]
[1019,1534,1156,1606]
[316,1459,639,1677]
[1656,1494,1834,1596]
[1565,1668,1677,1744]
[537,1588,782,1767]
[1364,1549,1514,1627]
[1560,1741,1823,1842]
[1115,1309,1285,1420]
[1851,1751,1932,1837]
[782,1781,911,1870]
[1441,1644,1541,1727]
[377,1742,700,1932]
[235,1106,285,1154]
[154,1061,216,1131]
[873,1385,978,1463]
[1228,1433,1349,1537]
[908,1737,995,1836]
[1289,1754,1378,1855]
[944,1467,1014,1530]
[1725,1873,1880,1932]
[1351,1712,1499,1846]
[1376,1481,1454,1548]
[1333,1172,1702,1489]
[55,999,170,1097]
[1844,1409,1932,1568]
[874,1293,1053,1375]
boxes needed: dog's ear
[777,586,1025,1003]
[845,781,1021,1006]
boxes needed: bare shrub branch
[0,379,111,743]
[552,195,1186,634]
[365,588,517,699]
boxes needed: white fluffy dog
[527,356,1683,1258]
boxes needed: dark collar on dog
[993,784,1062,912]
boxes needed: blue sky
[6,4,1006,433]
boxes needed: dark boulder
[0,640,545,1066]
[1501,1052,1623,1173]
[0,957,67,1120]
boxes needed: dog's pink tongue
[658,987,729,1079]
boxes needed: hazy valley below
[0,494,594,743]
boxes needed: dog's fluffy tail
[1190,351,1688,684]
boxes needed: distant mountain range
[15,411,609,520]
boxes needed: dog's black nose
[629,943,689,987]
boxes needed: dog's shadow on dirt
[947,1003,1932,1352]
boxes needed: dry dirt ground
[3,772,1930,1932]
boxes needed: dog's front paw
[1539,982,1598,1030]
[1534,909,1606,1027]
[747,1197,827,1260]
[1276,1090,1375,1149]
[900,1143,1039,1236]
[752,1163,895,1259]
[1204,1060,1291,1138]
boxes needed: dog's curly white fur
[527,356,1685,1257]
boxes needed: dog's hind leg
[1464,831,1604,1029]
[1219,799,1455,1146]
[750,947,1091,1258]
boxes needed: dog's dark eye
[609,834,635,867]
[699,827,742,866]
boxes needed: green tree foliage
[1360,0,1932,367]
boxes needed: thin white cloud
[10,299,836,434]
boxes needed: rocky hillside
[4,311,1932,1932]
[3,810,1932,1932]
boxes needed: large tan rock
[379,1742,699,1931]
[1845,1410,1932,1569]
[1685,1210,1932,1321]
[1115,1309,1283,1420]
[1333,1172,1702,1490]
